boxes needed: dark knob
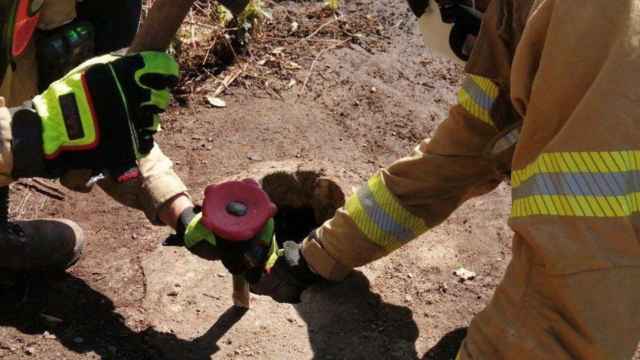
[226,201,248,217]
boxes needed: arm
[128,0,196,53]
[305,88,513,280]
[251,0,525,302]
[127,0,197,229]
[303,0,526,280]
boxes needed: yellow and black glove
[176,206,280,283]
[10,51,179,180]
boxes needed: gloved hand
[10,51,179,180]
[176,206,279,282]
[249,236,324,303]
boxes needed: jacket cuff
[301,233,352,281]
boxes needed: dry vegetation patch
[143,0,386,104]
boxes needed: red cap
[202,179,277,241]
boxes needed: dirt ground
[0,0,637,359]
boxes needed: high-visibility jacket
[302,0,640,358]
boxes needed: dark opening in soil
[273,206,318,245]
[260,170,345,245]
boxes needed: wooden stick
[232,275,251,308]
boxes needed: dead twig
[212,64,247,97]
[15,179,65,201]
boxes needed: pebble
[24,346,36,355]
[453,268,477,282]
[42,331,56,340]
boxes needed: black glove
[174,206,276,283]
[249,240,323,303]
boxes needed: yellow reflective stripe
[512,193,640,218]
[512,151,640,218]
[345,174,429,252]
[367,175,429,236]
[345,192,403,252]
[457,75,499,127]
[512,151,640,187]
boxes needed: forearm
[304,104,508,280]
[128,0,196,53]
[158,194,193,230]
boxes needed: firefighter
[0,0,198,275]
[251,0,640,358]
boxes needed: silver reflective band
[356,185,415,243]
[512,170,640,199]
[492,127,521,155]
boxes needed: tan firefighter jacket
[302,0,640,358]
[0,0,188,223]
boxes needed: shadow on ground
[0,272,465,359]
[295,271,420,360]
[0,274,246,360]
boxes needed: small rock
[247,154,263,161]
[24,346,36,355]
[370,86,377,93]
[217,273,226,278]
[286,317,296,323]
[73,337,84,344]
[42,331,56,340]
[167,291,179,297]
[405,295,413,303]
[453,268,477,282]
[407,273,414,279]
[439,283,448,293]
[225,339,233,345]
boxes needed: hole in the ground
[273,207,317,244]
[260,170,345,245]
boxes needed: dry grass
[142,0,384,104]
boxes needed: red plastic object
[202,179,277,242]
[12,0,41,57]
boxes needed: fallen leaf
[206,96,227,108]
